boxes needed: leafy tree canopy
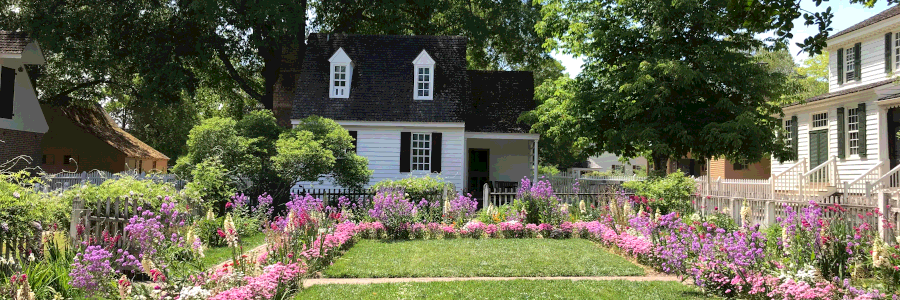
[537,0,799,168]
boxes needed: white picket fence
[35,171,187,192]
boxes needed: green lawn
[324,239,645,278]
[200,231,267,269]
[294,280,716,300]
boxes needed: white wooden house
[290,34,539,193]
[772,6,900,196]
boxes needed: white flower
[27,253,34,262]
[12,192,19,198]
[740,204,751,225]
[179,286,211,300]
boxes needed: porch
[463,132,539,197]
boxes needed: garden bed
[324,239,645,278]
[294,279,716,300]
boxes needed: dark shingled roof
[785,79,895,107]
[41,103,169,160]
[0,31,30,54]
[292,33,470,123]
[830,5,900,40]
[465,70,534,133]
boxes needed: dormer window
[412,50,435,100]
[328,48,353,98]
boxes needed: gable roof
[41,103,169,160]
[0,31,30,55]
[784,78,895,108]
[830,5,900,40]
[465,70,534,133]
[292,34,469,123]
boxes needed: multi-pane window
[895,33,900,71]
[332,65,348,97]
[415,67,432,99]
[848,108,860,155]
[812,112,828,129]
[411,133,431,171]
[785,119,793,150]
[846,49,855,82]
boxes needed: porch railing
[800,156,838,195]
[771,158,807,197]
[871,163,900,198]
[844,161,883,205]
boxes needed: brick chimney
[273,42,302,128]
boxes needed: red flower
[217,229,226,238]
[225,202,233,209]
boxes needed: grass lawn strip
[202,232,266,269]
[293,279,717,300]
[324,238,645,278]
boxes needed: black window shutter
[837,48,845,85]
[858,103,867,158]
[349,131,357,153]
[431,132,442,173]
[837,107,846,159]
[855,43,862,81]
[791,115,799,158]
[0,67,15,119]
[887,33,894,74]
[400,132,411,172]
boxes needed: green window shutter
[837,48,845,85]
[855,43,862,81]
[837,107,846,159]
[858,102,867,158]
[791,115,799,159]
[887,33,893,74]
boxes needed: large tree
[538,0,802,170]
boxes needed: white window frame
[412,50,435,100]
[811,112,828,130]
[784,119,793,150]
[411,133,431,172]
[845,48,855,83]
[331,65,349,98]
[848,107,860,156]
[328,48,353,99]
[895,32,900,71]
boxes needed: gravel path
[302,275,682,288]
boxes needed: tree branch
[214,46,263,101]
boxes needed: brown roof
[42,103,169,160]
[0,31,30,54]
[784,79,895,107]
[830,5,900,40]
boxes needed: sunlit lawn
[324,238,645,278]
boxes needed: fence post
[482,183,490,209]
[769,177,775,200]
[765,201,776,226]
[879,193,892,243]
[731,198,742,224]
[69,197,83,242]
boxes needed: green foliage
[623,172,695,214]
[538,0,797,165]
[371,175,452,203]
[273,116,372,190]
[0,172,61,238]
[538,165,561,176]
[183,157,236,213]
[196,217,226,247]
[520,76,588,169]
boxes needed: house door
[809,129,828,169]
[468,149,489,203]
[889,108,900,169]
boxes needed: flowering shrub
[623,171,695,214]
[368,188,417,238]
[446,193,478,224]
[517,177,568,224]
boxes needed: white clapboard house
[290,34,539,193]
[772,6,900,197]
[0,32,47,172]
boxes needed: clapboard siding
[829,34,892,92]
[295,125,465,190]
[772,95,883,184]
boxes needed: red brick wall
[0,128,44,172]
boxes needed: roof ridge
[830,5,900,40]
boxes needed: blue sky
[551,1,894,78]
